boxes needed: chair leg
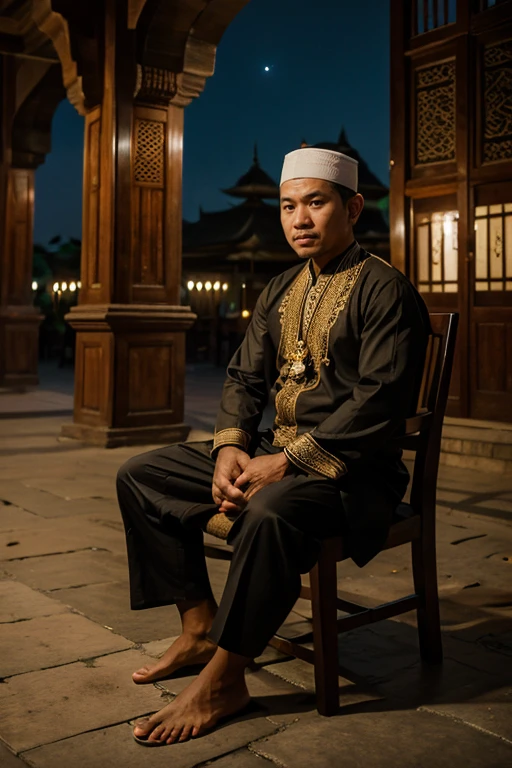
[310,540,340,716]
[411,538,443,664]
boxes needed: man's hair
[329,182,356,205]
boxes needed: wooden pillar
[61,0,195,447]
[0,56,41,389]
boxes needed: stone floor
[0,367,512,767]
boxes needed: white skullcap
[280,147,358,192]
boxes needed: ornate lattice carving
[134,65,177,104]
[134,120,165,185]
[415,60,456,164]
[483,40,512,163]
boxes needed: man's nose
[293,206,313,228]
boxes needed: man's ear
[347,193,364,225]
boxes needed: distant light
[242,309,251,318]
[53,282,59,292]
[69,282,77,292]
[77,281,82,289]
[264,66,270,72]
[196,281,203,291]
[61,282,68,291]
[222,283,228,291]
[205,281,212,291]
[242,283,246,289]
[213,281,221,291]
[187,280,195,290]
[31,281,38,291]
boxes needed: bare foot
[133,668,250,745]
[132,634,217,685]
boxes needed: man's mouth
[294,234,318,242]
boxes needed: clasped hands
[212,446,291,516]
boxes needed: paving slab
[251,705,512,768]
[2,549,128,591]
[50,581,181,643]
[0,650,168,753]
[200,749,267,768]
[24,474,117,501]
[0,517,124,561]
[0,743,30,768]
[0,481,119,519]
[2,612,132,678]
[0,581,68,623]
[0,505,47,532]
[422,685,512,743]
[22,717,282,768]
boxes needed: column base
[60,421,191,449]
[0,307,42,389]
[63,304,197,448]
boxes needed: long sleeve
[212,284,275,456]
[284,278,429,479]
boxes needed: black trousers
[116,434,351,659]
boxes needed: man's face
[280,178,358,262]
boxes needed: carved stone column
[0,56,40,389]
[60,0,196,447]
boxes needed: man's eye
[283,205,294,211]
[311,200,323,207]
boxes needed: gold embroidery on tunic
[273,260,365,447]
[213,427,251,453]
[284,433,347,479]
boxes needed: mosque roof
[221,145,279,200]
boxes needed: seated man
[117,145,430,746]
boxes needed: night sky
[34,0,390,245]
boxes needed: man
[117,145,430,746]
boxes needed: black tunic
[212,242,431,565]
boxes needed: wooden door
[390,0,512,422]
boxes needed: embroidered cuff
[211,428,251,457]
[284,433,347,480]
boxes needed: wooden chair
[204,312,459,716]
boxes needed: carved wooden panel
[115,333,185,427]
[483,39,512,163]
[134,118,165,184]
[3,169,34,305]
[83,110,101,291]
[132,111,166,288]
[74,333,113,425]
[128,343,173,412]
[415,60,456,164]
[4,324,37,375]
[475,322,511,392]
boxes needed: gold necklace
[284,247,356,383]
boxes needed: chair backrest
[400,312,459,519]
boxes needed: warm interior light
[241,309,251,318]
[196,281,203,291]
[242,283,246,289]
[77,281,82,289]
[53,282,59,292]
[213,281,221,291]
[187,280,195,290]
[31,281,38,290]
[222,283,228,291]
[205,281,212,291]
[69,282,77,292]
[61,282,68,291]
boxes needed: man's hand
[233,452,291,502]
[212,446,250,515]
